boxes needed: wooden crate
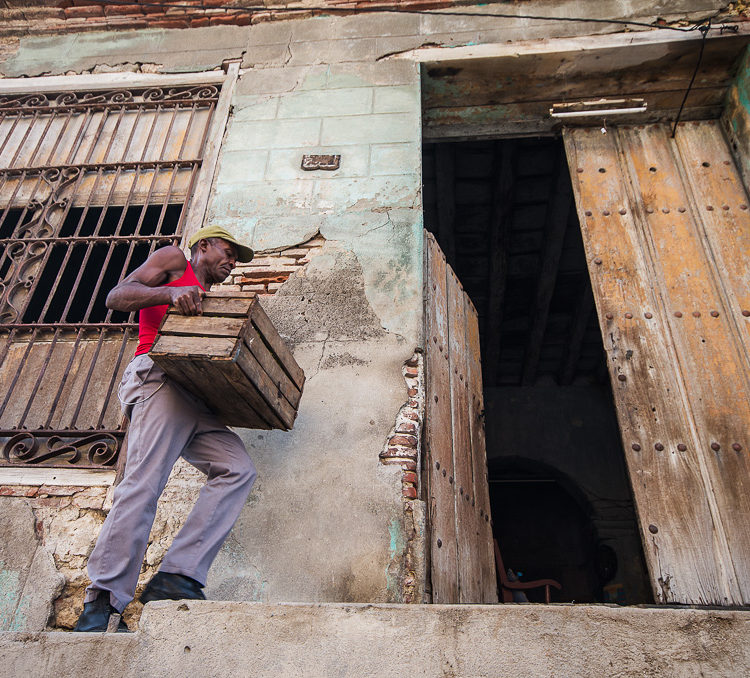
[150,291,304,430]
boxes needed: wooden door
[564,122,750,605]
[424,231,497,604]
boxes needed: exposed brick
[189,16,211,28]
[25,487,39,497]
[405,356,419,368]
[103,4,142,16]
[241,284,267,292]
[239,272,290,283]
[402,486,417,499]
[146,17,190,29]
[0,487,20,496]
[282,248,310,259]
[396,422,417,434]
[403,471,418,484]
[404,366,418,378]
[210,13,240,26]
[380,446,416,460]
[404,411,419,421]
[401,460,417,471]
[389,434,417,447]
[267,282,284,293]
[64,5,104,18]
[407,388,417,397]
[250,12,273,24]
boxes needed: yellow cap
[187,226,254,263]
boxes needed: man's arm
[106,245,205,315]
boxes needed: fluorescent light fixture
[550,98,647,118]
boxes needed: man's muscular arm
[106,245,205,315]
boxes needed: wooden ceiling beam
[483,140,516,387]
[521,147,573,386]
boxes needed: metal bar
[69,327,105,428]
[2,322,136,330]
[42,109,75,167]
[0,429,124,435]
[0,168,26,242]
[64,107,93,165]
[8,111,39,168]
[0,327,37,419]
[1,235,174,244]
[0,100,218,115]
[26,110,56,168]
[175,164,199,235]
[39,108,112,322]
[44,326,84,428]
[153,103,197,236]
[0,159,201,175]
[82,239,116,322]
[0,112,21,159]
[17,327,59,428]
[97,327,130,429]
[181,64,232,239]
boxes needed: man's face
[202,238,238,284]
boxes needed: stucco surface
[0,498,64,632]
[2,602,750,677]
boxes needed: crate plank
[166,294,257,317]
[250,303,305,391]
[234,348,296,430]
[151,334,240,359]
[244,325,301,409]
[160,315,246,338]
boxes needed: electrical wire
[671,21,711,137]
[82,0,737,35]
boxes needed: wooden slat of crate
[150,292,304,430]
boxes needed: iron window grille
[0,81,222,469]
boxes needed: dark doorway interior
[423,136,652,604]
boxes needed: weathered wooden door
[564,122,750,605]
[424,231,497,603]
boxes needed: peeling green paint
[0,564,21,630]
[385,517,406,598]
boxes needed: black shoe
[74,591,129,632]
[139,572,206,604]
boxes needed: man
[74,225,256,632]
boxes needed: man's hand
[169,285,205,315]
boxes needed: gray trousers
[85,354,256,612]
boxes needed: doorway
[423,136,652,604]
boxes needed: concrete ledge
[2,602,749,677]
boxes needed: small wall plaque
[301,154,341,171]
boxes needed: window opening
[423,136,652,604]
[0,84,219,468]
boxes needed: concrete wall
[0,0,742,631]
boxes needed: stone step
[2,602,748,677]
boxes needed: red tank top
[134,262,204,357]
